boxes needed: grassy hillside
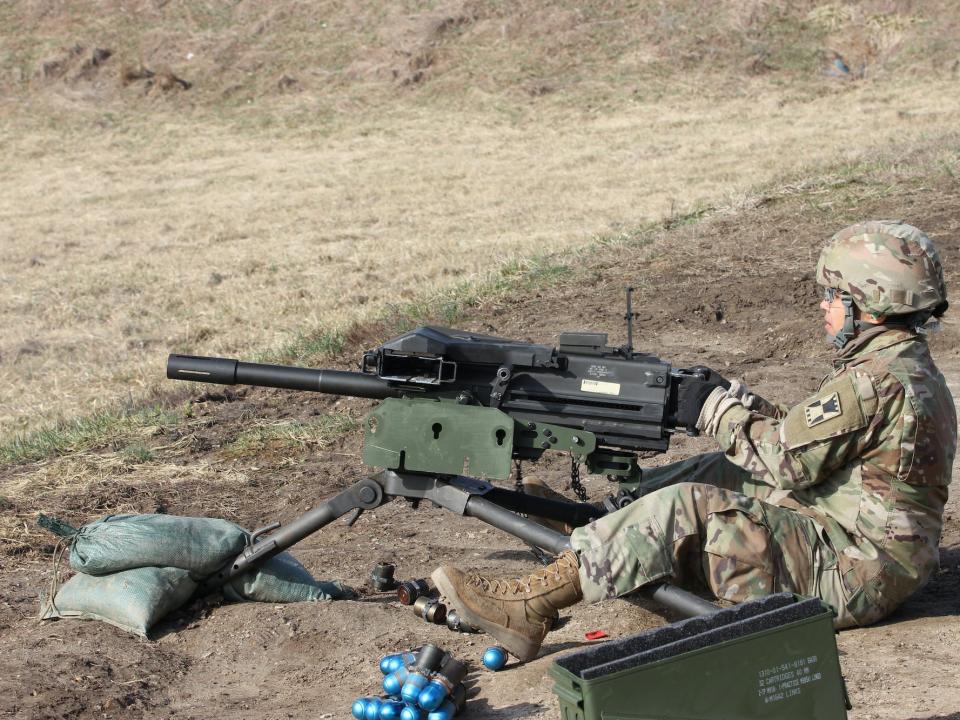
[0,6,959,718]
[2,1,958,113]
[1,1,958,439]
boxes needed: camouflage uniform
[432,221,954,662]
[571,325,956,628]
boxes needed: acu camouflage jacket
[713,326,956,625]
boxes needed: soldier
[433,220,956,662]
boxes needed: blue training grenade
[378,700,406,720]
[400,644,446,704]
[380,651,418,675]
[383,665,409,697]
[482,646,508,671]
[399,705,423,720]
[418,658,468,711]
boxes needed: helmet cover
[816,220,946,317]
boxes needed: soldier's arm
[705,372,900,490]
[743,394,789,420]
[723,379,788,419]
[748,380,791,419]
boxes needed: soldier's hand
[676,372,730,429]
[688,365,731,391]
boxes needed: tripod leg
[196,475,385,594]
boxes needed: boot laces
[469,553,576,595]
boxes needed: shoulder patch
[781,374,868,451]
[804,392,842,427]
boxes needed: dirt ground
[1,159,959,719]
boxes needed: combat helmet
[816,220,948,348]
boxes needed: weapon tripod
[197,470,719,619]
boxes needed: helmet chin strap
[831,294,860,349]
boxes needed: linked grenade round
[380,651,417,675]
[426,699,457,720]
[382,666,409,697]
[418,659,467,711]
[400,644,446,704]
[352,698,368,720]
[417,682,446,712]
[400,672,430,704]
[450,684,467,711]
[378,700,406,720]
[482,646,508,671]
[399,705,423,720]
[363,698,384,720]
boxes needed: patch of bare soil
[1,169,959,719]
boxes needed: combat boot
[431,550,582,662]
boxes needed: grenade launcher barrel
[166,354,401,400]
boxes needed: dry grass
[0,406,362,545]
[1,0,959,439]
[3,1,957,105]
[221,413,361,456]
[0,451,254,555]
[3,76,959,436]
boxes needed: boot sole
[430,567,540,663]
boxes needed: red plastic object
[584,630,608,640]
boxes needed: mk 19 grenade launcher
[169,325,701,485]
[166,322,719,618]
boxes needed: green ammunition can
[549,594,848,720]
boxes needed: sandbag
[66,513,356,599]
[37,513,357,637]
[68,514,248,577]
[225,551,356,602]
[40,566,197,638]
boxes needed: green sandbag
[225,551,356,602]
[39,554,353,638]
[38,513,356,638]
[66,513,356,599]
[68,514,248,577]
[39,566,197,638]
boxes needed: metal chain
[514,459,552,566]
[569,456,588,503]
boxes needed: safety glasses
[822,287,844,303]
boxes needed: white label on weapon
[587,364,613,378]
[581,379,621,396]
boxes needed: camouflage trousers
[568,453,853,625]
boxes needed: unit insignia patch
[804,392,842,428]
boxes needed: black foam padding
[555,593,824,680]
